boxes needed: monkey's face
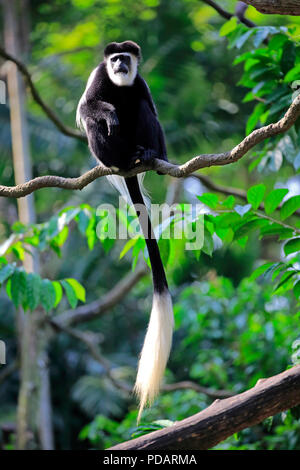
[106,52,138,87]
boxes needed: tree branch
[1,94,299,199]
[243,0,300,15]
[0,46,86,142]
[54,262,149,327]
[192,173,300,217]
[201,0,256,28]
[162,381,233,399]
[109,365,300,450]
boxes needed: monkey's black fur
[78,41,169,292]
[79,58,167,171]
[78,41,173,418]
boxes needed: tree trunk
[244,0,300,15]
[2,0,53,450]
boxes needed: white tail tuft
[134,289,173,422]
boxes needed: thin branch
[109,365,300,450]
[0,359,18,386]
[54,262,149,327]
[192,173,300,217]
[48,319,132,393]
[0,46,85,142]
[1,94,300,199]
[162,381,233,399]
[235,1,257,28]
[201,0,257,28]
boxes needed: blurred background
[0,0,300,451]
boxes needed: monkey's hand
[106,112,120,136]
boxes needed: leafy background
[1,0,300,450]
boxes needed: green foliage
[221,21,300,172]
[0,259,85,312]
[2,0,300,452]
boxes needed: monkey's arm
[79,100,119,136]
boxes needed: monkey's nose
[116,62,128,74]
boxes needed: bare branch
[0,46,86,142]
[54,262,149,327]
[109,365,300,450]
[235,1,256,28]
[1,94,299,199]
[201,0,257,28]
[162,381,233,399]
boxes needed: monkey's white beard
[134,289,174,423]
[106,53,138,87]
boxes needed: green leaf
[52,281,63,308]
[293,280,300,298]
[119,237,139,259]
[77,209,91,235]
[264,188,289,215]
[202,228,214,257]
[284,238,300,256]
[158,238,170,266]
[247,184,266,210]
[220,17,237,37]
[197,193,219,210]
[0,263,15,284]
[246,103,265,135]
[280,195,300,220]
[274,270,298,293]
[64,278,86,303]
[234,218,267,240]
[40,279,57,312]
[280,41,296,75]
[235,29,253,49]
[61,280,78,309]
[26,273,41,311]
[284,65,300,83]
[249,262,274,281]
[10,269,27,308]
[252,27,270,47]
[221,195,236,209]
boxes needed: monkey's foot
[132,147,157,167]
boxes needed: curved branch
[1,94,300,198]
[201,0,256,28]
[54,262,149,327]
[109,365,300,450]
[0,46,86,142]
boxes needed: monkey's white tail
[134,288,173,422]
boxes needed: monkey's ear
[121,41,141,60]
[104,42,119,58]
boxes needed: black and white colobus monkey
[76,41,173,421]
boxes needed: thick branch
[0,46,85,142]
[243,0,300,15]
[109,365,300,450]
[1,94,299,198]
